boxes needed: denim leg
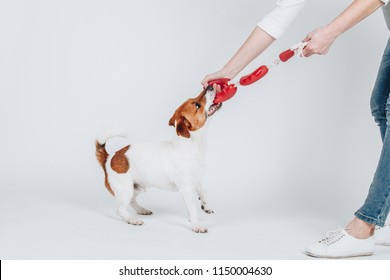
[355,121,390,227]
[355,39,390,226]
[370,37,390,141]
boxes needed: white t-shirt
[258,0,390,39]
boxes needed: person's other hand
[302,26,337,57]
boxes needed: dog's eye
[194,102,201,109]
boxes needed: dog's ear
[176,116,191,138]
[169,107,191,138]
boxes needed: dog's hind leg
[109,175,144,226]
[196,183,214,214]
[130,184,153,215]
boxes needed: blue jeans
[355,37,390,227]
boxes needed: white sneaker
[375,226,390,246]
[305,228,375,258]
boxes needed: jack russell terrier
[95,86,222,233]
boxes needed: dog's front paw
[192,226,208,233]
[126,218,144,226]
[201,205,214,214]
[137,209,153,215]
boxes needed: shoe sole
[305,251,374,259]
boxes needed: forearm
[326,0,384,39]
[220,26,275,79]
[303,0,385,56]
[202,0,306,86]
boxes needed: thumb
[301,34,312,57]
[201,75,214,88]
[302,34,311,43]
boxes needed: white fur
[100,90,216,233]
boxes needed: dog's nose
[206,85,214,92]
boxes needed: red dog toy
[208,42,307,104]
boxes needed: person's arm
[201,0,306,88]
[302,0,387,57]
[201,27,274,87]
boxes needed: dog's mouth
[207,102,222,117]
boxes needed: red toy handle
[239,65,269,86]
[279,49,295,62]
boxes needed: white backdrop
[0,0,389,259]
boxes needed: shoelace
[319,227,346,246]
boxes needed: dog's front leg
[196,183,214,214]
[179,187,208,233]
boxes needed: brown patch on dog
[111,145,130,174]
[169,89,208,138]
[95,141,114,196]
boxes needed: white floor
[1,182,389,260]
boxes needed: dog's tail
[95,130,128,196]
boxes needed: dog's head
[169,86,222,138]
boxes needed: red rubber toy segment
[239,65,269,86]
[213,84,237,104]
[279,49,295,62]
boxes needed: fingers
[201,74,219,88]
[201,70,230,89]
[301,27,334,57]
[302,31,314,57]
[202,79,221,92]
[303,41,330,57]
[302,45,313,57]
[201,76,212,88]
[302,36,310,43]
[301,35,311,57]
[201,72,222,88]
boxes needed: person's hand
[201,69,232,90]
[302,26,338,57]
